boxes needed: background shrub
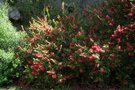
[84,0,135,85]
[0,50,20,85]
[0,3,20,50]
[0,3,23,86]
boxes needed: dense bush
[84,0,135,85]
[0,4,22,86]
[0,3,20,50]
[16,16,91,86]
[0,50,20,85]
[15,0,135,88]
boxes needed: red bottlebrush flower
[129,24,135,29]
[35,53,43,58]
[28,61,33,65]
[77,31,82,36]
[31,71,37,76]
[99,17,103,22]
[31,65,39,70]
[71,34,75,37]
[105,15,110,19]
[78,58,84,63]
[52,74,57,79]
[30,38,35,44]
[110,53,115,57]
[128,12,133,16]
[41,67,45,72]
[73,25,78,30]
[51,52,55,57]
[89,56,96,62]
[66,16,69,20]
[100,68,105,74]
[93,8,97,13]
[117,38,121,43]
[69,54,74,60]
[47,71,55,75]
[109,20,115,26]
[77,48,82,53]
[70,43,75,48]
[96,63,100,68]
[70,16,75,21]
[90,44,105,53]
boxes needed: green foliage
[0,49,21,86]
[0,4,20,50]
[0,4,23,86]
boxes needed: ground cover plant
[0,0,135,89]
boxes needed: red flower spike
[128,12,133,16]
[35,54,43,58]
[78,58,84,63]
[89,56,96,62]
[110,53,115,57]
[70,43,75,48]
[31,71,37,76]
[47,71,55,75]
[70,16,75,21]
[41,67,45,72]
[30,38,35,44]
[96,63,100,68]
[105,15,110,19]
[100,68,105,74]
[73,25,78,30]
[31,65,39,70]
[52,74,57,79]
[28,61,33,65]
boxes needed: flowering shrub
[84,0,135,85]
[109,24,135,85]
[16,0,135,87]
[16,14,111,87]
